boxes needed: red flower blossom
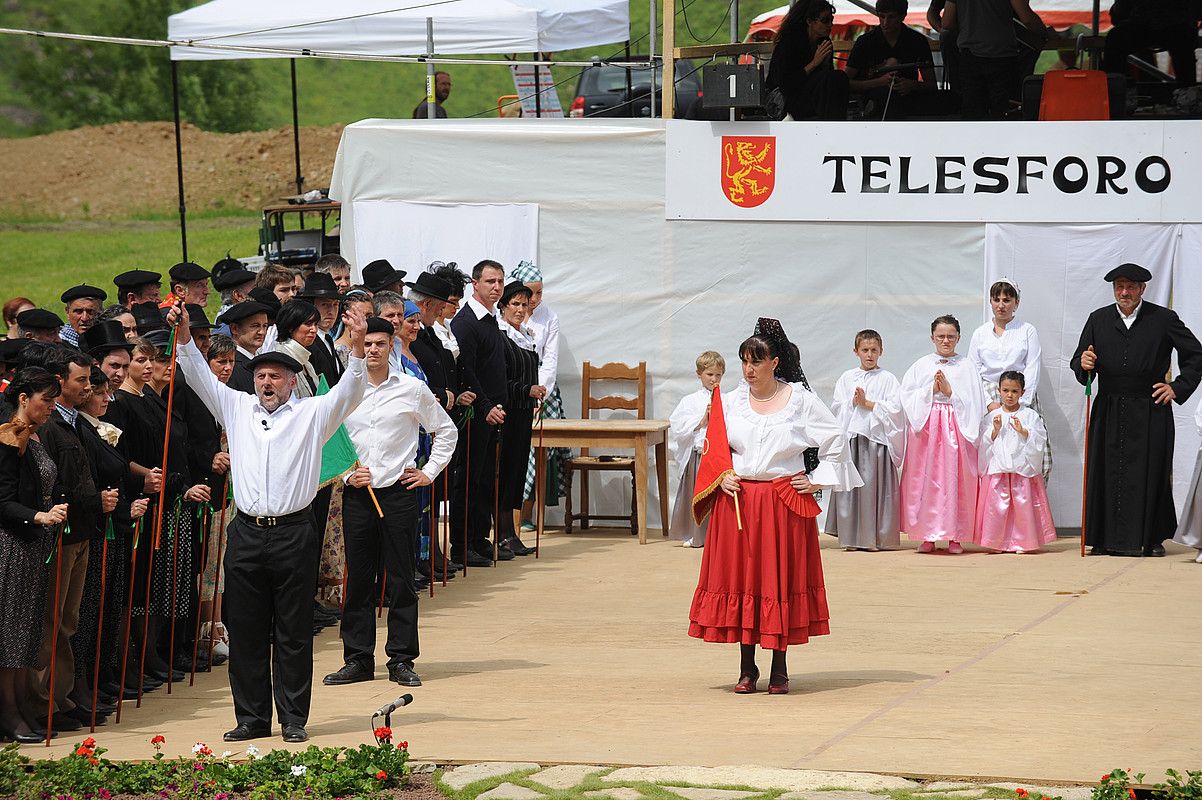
[1102,775,1111,783]
[1016,789,1029,797]
[376,770,388,781]
[87,757,99,766]
[374,726,392,741]
[76,745,94,757]
[1129,790,1137,800]
[151,735,166,745]
[82,737,97,748]
[399,741,408,750]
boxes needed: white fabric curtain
[1172,226,1202,514]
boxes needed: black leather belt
[236,509,311,528]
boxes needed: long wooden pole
[115,518,141,724]
[533,400,545,559]
[206,482,229,670]
[442,470,450,582]
[1080,373,1093,557]
[165,501,182,694]
[44,523,65,746]
[493,430,501,567]
[89,518,110,732]
[463,420,471,575]
[189,502,211,685]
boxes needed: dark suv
[568,58,702,119]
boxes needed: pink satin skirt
[973,473,1057,552]
[900,403,978,542]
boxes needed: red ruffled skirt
[688,478,829,651]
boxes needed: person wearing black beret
[15,309,64,344]
[112,270,162,310]
[163,262,212,309]
[212,262,257,333]
[59,285,108,348]
[1071,263,1202,556]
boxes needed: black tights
[740,644,788,683]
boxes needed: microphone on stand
[371,694,415,735]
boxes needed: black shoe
[490,544,515,562]
[1089,547,1110,556]
[463,551,493,568]
[1144,544,1166,557]
[224,723,271,742]
[446,559,464,572]
[388,663,422,686]
[314,606,340,623]
[2,726,49,743]
[501,537,534,556]
[323,661,374,686]
[414,574,430,591]
[66,708,108,727]
[148,668,186,683]
[282,724,308,743]
[33,715,81,733]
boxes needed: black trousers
[450,417,499,560]
[341,483,418,670]
[959,50,1018,120]
[496,409,533,542]
[1102,18,1198,86]
[224,512,319,728]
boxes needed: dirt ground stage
[44,530,1202,783]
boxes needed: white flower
[291,765,307,777]
[246,745,261,759]
[221,751,233,760]
[192,743,207,754]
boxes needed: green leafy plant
[1154,770,1202,800]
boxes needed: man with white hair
[168,300,368,744]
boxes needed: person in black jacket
[765,0,849,120]
[449,260,509,567]
[298,273,345,389]
[0,368,69,743]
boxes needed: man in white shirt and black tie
[322,317,457,689]
[299,273,344,388]
[167,301,368,744]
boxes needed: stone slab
[442,763,542,791]
[478,783,547,800]
[410,761,439,774]
[931,791,987,798]
[779,791,889,800]
[668,789,764,800]
[586,789,645,800]
[529,765,608,790]
[603,768,918,792]
[920,785,976,792]
[986,784,1093,800]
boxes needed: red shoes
[768,677,789,694]
[733,667,760,694]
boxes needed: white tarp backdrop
[1173,226,1202,516]
[331,118,1202,530]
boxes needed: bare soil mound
[0,121,345,219]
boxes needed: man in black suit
[1071,263,1202,557]
[219,302,272,394]
[298,274,345,388]
[449,260,510,567]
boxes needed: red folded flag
[692,386,735,525]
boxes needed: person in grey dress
[0,367,70,742]
[1172,403,1202,563]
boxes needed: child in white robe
[825,329,906,550]
[1172,402,1202,563]
[668,351,725,547]
[974,371,1057,553]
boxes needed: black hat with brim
[212,268,257,292]
[216,301,272,326]
[247,287,282,321]
[170,261,212,283]
[186,304,213,329]
[61,284,108,304]
[113,269,162,292]
[298,272,344,301]
[82,320,135,355]
[362,259,407,292]
[247,351,303,374]
[500,280,532,307]
[131,302,167,335]
[366,316,396,337]
[0,338,28,366]
[143,328,172,353]
[1104,263,1153,283]
[16,308,64,331]
[404,272,456,303]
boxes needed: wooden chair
[563,361,647,535]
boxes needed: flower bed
[0,729,411,800]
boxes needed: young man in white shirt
[323,317,457,688]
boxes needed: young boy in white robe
[668,351,725,547]
[825,329,906,550]
[973,371,1057,553]
[1172,402,1202,563]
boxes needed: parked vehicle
[568,58,703,118]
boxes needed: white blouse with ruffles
[721,382,862,491]
[900,353,987,446]
[830,366,907,470]
[966,319,1041,405]
[977,406,1047,478]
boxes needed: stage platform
[42,531,1202,783]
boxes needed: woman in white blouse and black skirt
[688,320,861,694]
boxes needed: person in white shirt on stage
[973,371,1056,553]
[1173,402,1202,564]
[668,351,725,548]
[899,315,986,554]
[825,329,906,551]
[322,317,457,689]
[167,301,368,745]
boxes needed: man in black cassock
[1071,263,1202,556]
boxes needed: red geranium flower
[1102,775,1111,783]
[151,735,166,745]
[376,771,388,781]
[82,737,97,748]
[1129,790,1137,800]
[76,746,94,757]
[1016,789,1029,797]
[374,726,392,741]
[399,741,408,750]
[87,757,99,766]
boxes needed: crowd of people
[760,0,1200,121]
[0,254,566,744]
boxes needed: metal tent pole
[427,19,436,119]
[534,53,542,117]
[290,59,304,196]
[649,0,657,116]
[171,59,188,262]
[729,0,738,121]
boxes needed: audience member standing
[59,286,107,349]
[413,71,453,118]
[941,0,1045,119]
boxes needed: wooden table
[533,419,671,545]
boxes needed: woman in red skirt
[689,320,861,694]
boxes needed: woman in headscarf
[688,320,860,695]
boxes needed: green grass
[0,215,259,312]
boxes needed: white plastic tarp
[168,0,630,61]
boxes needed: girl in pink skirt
[899,315,986,553]
[974,371,1057,553]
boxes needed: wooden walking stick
[189,500,212,686]
[534,400,545,559]
[377,574,387,619]
[115,517,141,724]
[442,470,450,584]
[206,481,229,670]
[463,418,472,576]
[44,519,66,747]
[166,500,183,694]
[1080,369,1094,558]
[90,513,113,732]
[494,432,502,567]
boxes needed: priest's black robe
[1071,302,1202,554]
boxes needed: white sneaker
[1194,549,1202,563]
[681,538,694,548]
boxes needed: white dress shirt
[343,368,458,488]
[967,319,1042,405]
[829,366,907,470]
[466,294,498,321]
[1118,301,1142,329]
[176,338,367,516]
[668,388,710,472]
[527,303,560,394]
[978,406,1047,478]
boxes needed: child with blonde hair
[668,351,725,547]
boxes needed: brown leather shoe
[733,667,759,694]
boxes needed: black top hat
[500,280,532,307]
[404,272,456,304]
[216,301,272,326]
[1104,263,1153,283]
[61,284,108,305]
[131,302,167,335]
[246,350,303,374]
[186,304,213,329]
[16,308,63,331]
[366,316,396,337]
[113,269,162,292]
[212,267,257,292]
[169,261,212,283]
[81,320,135,355]
[361,259,407,293]
[298,272,344,301]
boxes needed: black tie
[326,333,341,375]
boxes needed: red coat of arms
[720,135,775,208]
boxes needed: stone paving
[434,763,1096,800]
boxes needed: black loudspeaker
[703,64,765,109]
[1020,73,1128,120]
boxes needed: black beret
[216,301,271,326]
[366,316,396,337]
[1104,263,1153,283]
[169,262,212,283]
[186,304,213,329]
[113,269,162,290]
[60,284,108,304]
[212,267,257,292]
[247,350,303,374]
[0,338,28,365]
[16,308,64,330]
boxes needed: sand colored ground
[40,530,1202,783]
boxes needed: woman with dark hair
[430,263,470,361]
[272,300,322,396]
[765,0,850,119]
[0,368,69,741]
[689,320,860,694]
